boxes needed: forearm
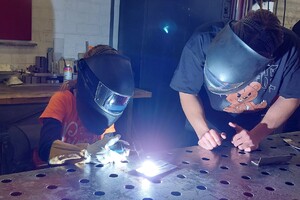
[251,96,300,139]
[179,92,209,139]
[39,118,63,162]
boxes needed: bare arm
[179,92,209,136]
[179,92,225,149]
[231,96,300,151]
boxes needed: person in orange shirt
[38,45,134,165]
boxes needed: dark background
[118,0,232,152]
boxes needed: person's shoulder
[274,27,300,58]
[185,20,229,50]
[51,90,74,102]
[192,20,229,37]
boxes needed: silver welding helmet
[204,21,272,95]
[76,54,134,134]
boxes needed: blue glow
[163,25,169,34]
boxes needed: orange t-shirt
[40,90,115,144]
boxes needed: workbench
[0,84,151,105]
[0,131,299,200]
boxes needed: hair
[60,44,118,91]
[83,44,119,58]
[232,9,283,58]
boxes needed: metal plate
[0,132,299,200]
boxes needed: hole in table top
[238,151,246,154]
[202,157,210,161]
[171,191,181,196]
[279,167,288,171]
[241,175,251,180]
[66,168,76,172]
[199,170,209,174]
[109,174,118,178]
[243,192,254,197]
[10,192,22,196]
[177,174,186,179]
[182,161,190,164]
[296,164,300,167]
[261,171,270,175]
[36,173,46,177]
[220,180,229,185]
[94,191,105,196]
[265,186,275,191]
[270,146,277,149]
[285,181,294,186]
[47,185,58,189]
[220,166,229,170]
[255,149,262,152]
[125,184,135,189]
[95,164,104,168]
[221,154,229,158]
[121,160,129,163]
[196,185,207,190]
[150,179,162,184]
[1,179,12,183]
[79,179,90,183]
[186,150,193,153]
[240,162,248,166]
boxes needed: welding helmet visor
[204,21,272,95]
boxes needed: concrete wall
[276,0,300,30]
[0,0,120,71]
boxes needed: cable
[282,0,286,27]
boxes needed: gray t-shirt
[170,21,300,133]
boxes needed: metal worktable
[0,131,299,200]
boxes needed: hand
[229,122,260,152]
[86,134,121,155]
[198,129,226,150]
[85,134,129,164]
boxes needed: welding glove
[48,134,130,165]
[85,134,129,164]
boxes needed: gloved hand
[85,134,130,164]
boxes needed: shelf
[0,40,37,47]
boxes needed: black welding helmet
[76,54,134,134]
[204,21,272,95]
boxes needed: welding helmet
[204,21,272,95]
[76,54,134,134]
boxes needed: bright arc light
[136,160,160,177]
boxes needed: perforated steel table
[1,131,299,200]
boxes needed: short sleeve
[170,44,204,94]
[279,46,300,98]
[40,91,73,123]
[170,21,227,95]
